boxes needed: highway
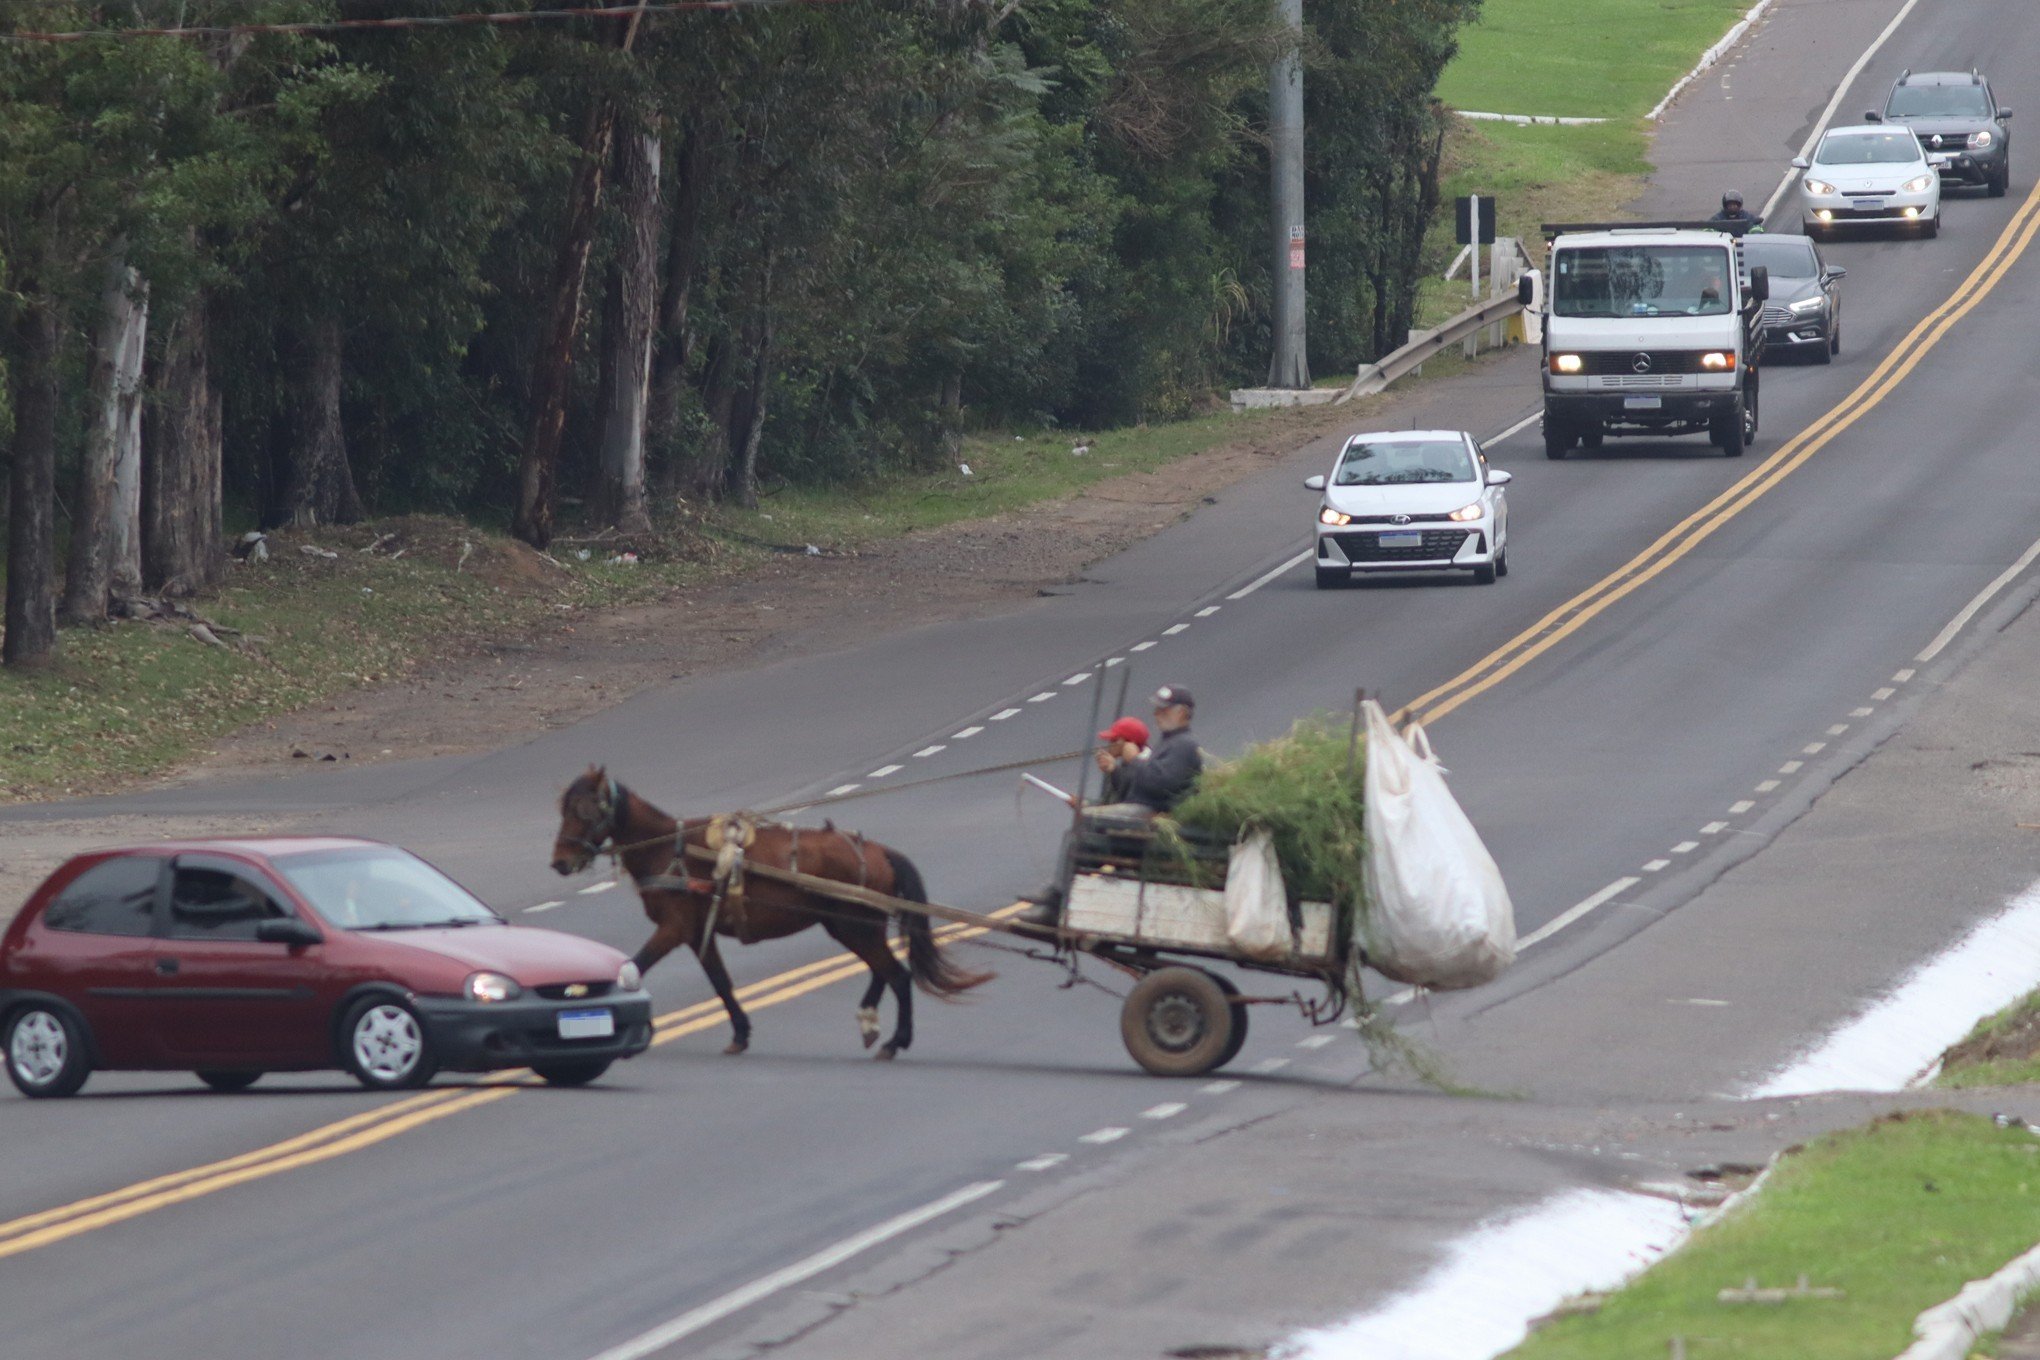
[9,0,2040,1355]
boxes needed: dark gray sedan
[1744,235,1845,364]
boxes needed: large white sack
[1225,829,1293,962]
[1360,700,1515,989]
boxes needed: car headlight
[1699,352,1736,371]
[1319,506,1351,526]
[617,960,642,991]
[1902,174,1935,193]
[1549,353,1584,374]
[1446,502,1485,523]
[464,971,521,1003]
[1788,296,1826,314]
[1804,177,1836,195]
[1972,129,1995,149]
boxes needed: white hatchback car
[1305,430,1511,588]
[1796,124,1942,239]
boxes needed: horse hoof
[861,1031,879,1050]
[874,1046,898,1061]
[723,1040,749,1056]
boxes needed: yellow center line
[1398,177,2040,728]
[0,909,1018,1257]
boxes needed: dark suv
[1871,70,2012,196]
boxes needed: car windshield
[1815,131,1922,165]
[1888,85,1990,118]
[1334,438,1475,486]
[1741,239,1819,279]
[275,847,501,930]
[1551,245,1735,318]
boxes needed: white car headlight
[1446,502,1485,523]
[1788,296,1826,314]
[464,971,521,1004]
[1804,177,1836,195]
[1972,129,1995,149]
[1902,174,1936,193]
[617,960,642,991]
[1319,506,1351,526]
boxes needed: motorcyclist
[1708,190,1762,233]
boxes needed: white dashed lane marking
[1872,688,1894,701]
[1894,668,1916,683]
[1803,742,1826,755]
[1163,623,1189,636]
[1827,724,1850,736]
[1063,673,1091,686]
[1131,641,1157,652]
[1028,692,1056,703]
[868,764,902,778]
[1643,859,1670,873]
[1780,760,1803,774]
[524,901,564,914]
[1850,707,1874,718]
[1016,1154,1067,1172]
[1195,606,1220,617]
[827,783,860,797]
[1700,821,1727,835]
[1297,1035,1335,1049]
[913,745,944,758]
[1519,877,1639,949]
[1142,1103,1186,1120]
[1079,1127,1130,1145]
[1756,780,1779,792]
[577,881,617,896]
[1104,657,1125,667]
[1672,841,1698,854]
[1201,1080,1241,1095]
[1251,1057,1290,1074]
[1729,800,1754,814]
[991,708,1020,721]
[951,727,982,740]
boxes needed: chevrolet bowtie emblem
[564,983,590,998]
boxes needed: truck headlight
[1902,174,1935,193]
[1804,177,1836,195]
[1788,296,1826,314]
[1446,502,1485,523]
[1549,353,1584,374]
[1319,506,1351,526]
[465,971,521,1003]
[1971,129,1995,149]
[1699,352,1736,371]
[617,961,642,991]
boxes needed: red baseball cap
[1098,717,1151,746]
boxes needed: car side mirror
[1303,474,1326,491]
[1748,266,1770,304]
[256,918,323,947]
[2000,109,2014,121]
[1825,265,1847,280]
[1516,274,1535,306]
[1863,110,1883,123]
[1486,469,1513,487]
[1791,156,1810,170]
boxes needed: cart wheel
[1211,973,1250,1067]
[1121,967,1235,1077]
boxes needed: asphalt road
[9,0,2040,1355]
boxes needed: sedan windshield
[1887,85,1990,118]
[1335,439,1475,486]
[1815,131,1922,165]
[1741,239,1819,279]
[275,847,501,930]
[1551,245,1734,318]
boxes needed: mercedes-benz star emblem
[1631,353,1653,374]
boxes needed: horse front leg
[694,937,751,1055]
[631,918,691,976]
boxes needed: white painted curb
[1457,111,1608,126]
[1896,1238,2040,1360]
[1647,0,1780,122]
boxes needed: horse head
[552,765,621,875]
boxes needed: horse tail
[885,849,993,999]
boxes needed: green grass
[1439,0,1755,121]
[1508,1111,2040,1360]
[1936,990,2040,1088]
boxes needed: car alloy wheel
[6,1006,90,1099]
[344,998,438,1090]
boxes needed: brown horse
[549,766,990,1058]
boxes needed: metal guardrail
[1336,293,1526,404]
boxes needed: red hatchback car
[0,837,653,1098]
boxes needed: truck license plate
[557,1008,614,1040]
[1378,532,1422,549]
[1624,396,1663,411]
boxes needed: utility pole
[1267,0,1308,389]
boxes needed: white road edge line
[1489,411,1541,444]
[1519,877,1640,949]
[1227,550,1312,600]
[1917,531,2040,663]
[582,1180,1006,1360]
[1760,0,1925,221]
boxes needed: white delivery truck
[1522,222,1769,460]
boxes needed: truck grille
[1332,529,1470,562]
[1573,351,1715,376]
[1593,374,1685,390]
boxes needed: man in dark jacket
[1019,685,1205,925]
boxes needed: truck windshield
[1334,439,1475,486]
[1887,85,1990,118]
[1551,245,1734,318]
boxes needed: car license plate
[1624,395,1663,411]
[1378,531,1422,549]
[1852,198,1887,211]
[557,1008,614,1040]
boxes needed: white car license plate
[1378,531,1422,549]
[1624,395,1663,411]
[557,1008,614,1040]
[1852,198,1887,210]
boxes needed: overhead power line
[0,0,835,43]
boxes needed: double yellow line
[1399,175,2040,730]
[0,912,1011,1261]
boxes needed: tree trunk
[144,298,225,596]
[693,334,738,503]
[5,296,62,668]
[61,257,147,624]
[648,128,709,496]
[279,314,363,527]
[594,122,661,534]
[727,258,776,511]
[109,271,149,596]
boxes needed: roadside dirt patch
[1941,1005,2040,1073]
[177,404,1359,782]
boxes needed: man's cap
[1098,716,1151,746]
[1723,189,1745,204]
[1151,684,1195,710]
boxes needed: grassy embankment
[1507,1111,2040,1360]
